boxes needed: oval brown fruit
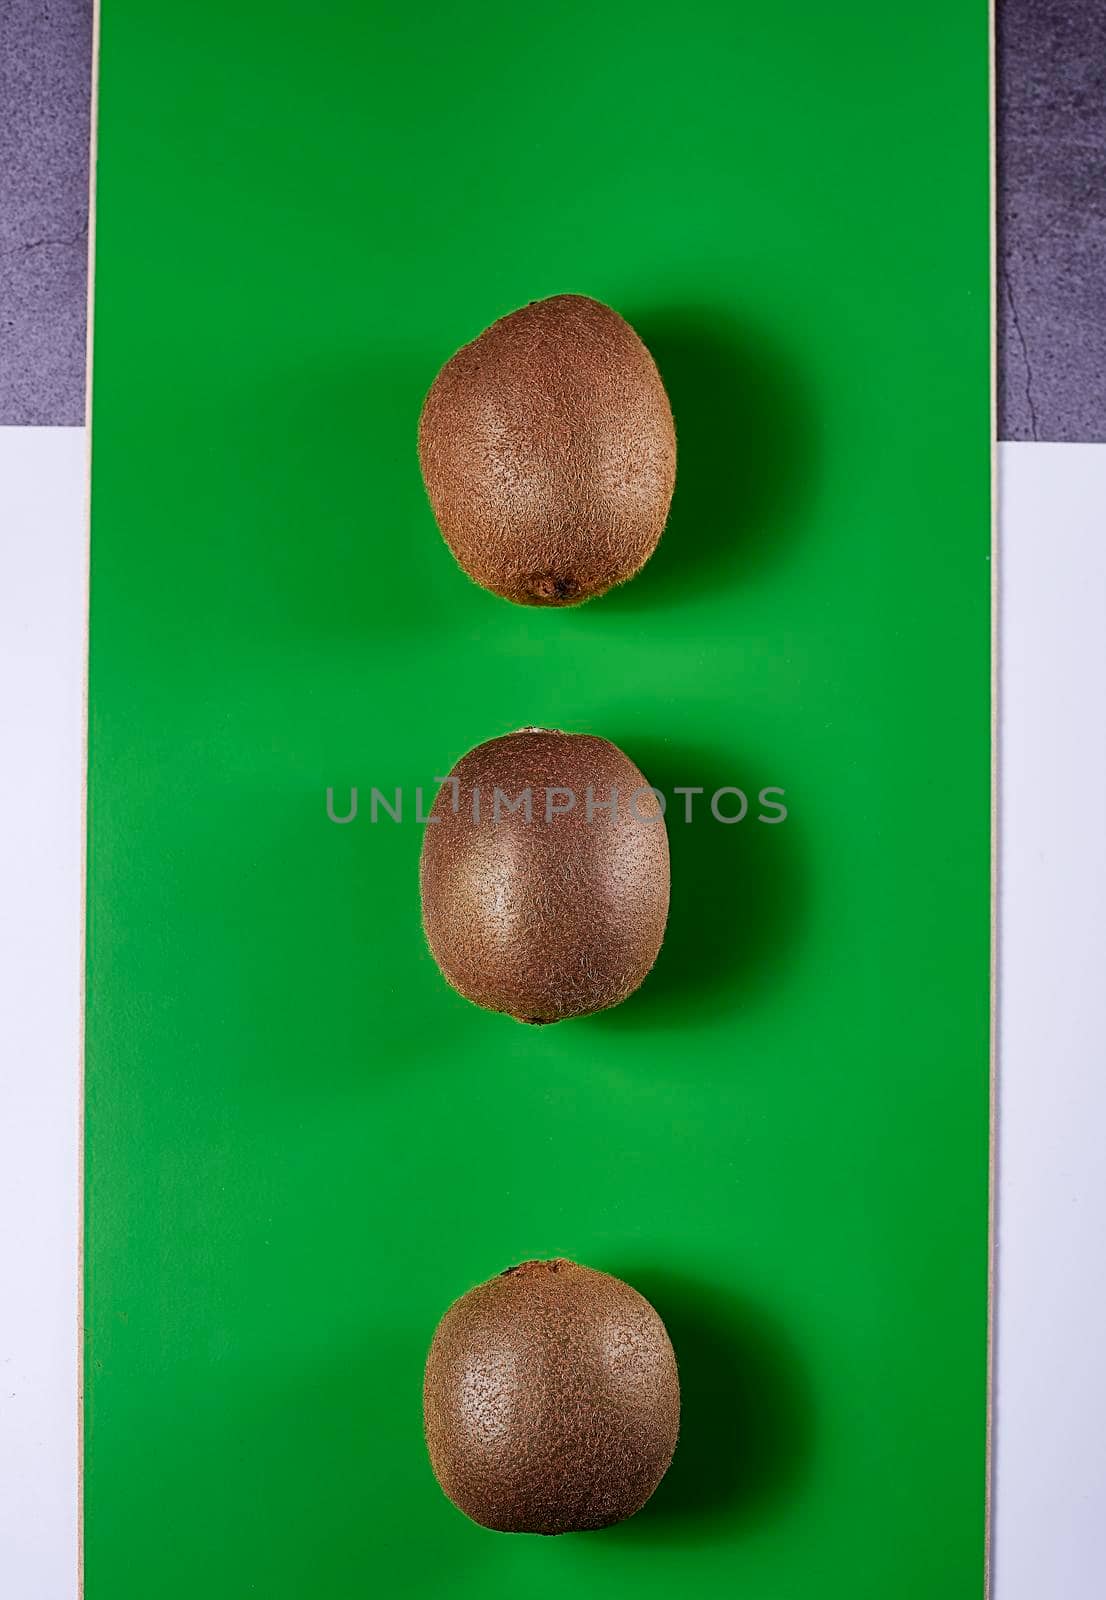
[419,728,669,1022]
[424,1259,680,1534]
[417,295,676,605]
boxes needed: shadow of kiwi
[590,737,807,1031]
[601,306,815,611]
[600,1268,813,1543]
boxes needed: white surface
[993,441,1106,1598]
[0,426,86,1600]
[0,431,1104,1593]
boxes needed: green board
[85,3,992,1595]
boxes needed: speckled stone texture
[0,0,92,425]
[998,0,1106,441]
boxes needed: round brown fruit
[424,1259,680,1534]
[418,295,676,605]
[419,728,669,1022]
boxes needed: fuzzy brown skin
[419,729,669,1022]
[424,1259,680,1534]
[418,295,676,606]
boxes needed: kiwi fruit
[418,294,676,605]
[419,728,669,1022]
[424,1259,679,1534]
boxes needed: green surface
[85,3,991,1595]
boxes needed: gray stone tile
[0,0,92,426]
[998,0,1106,441]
